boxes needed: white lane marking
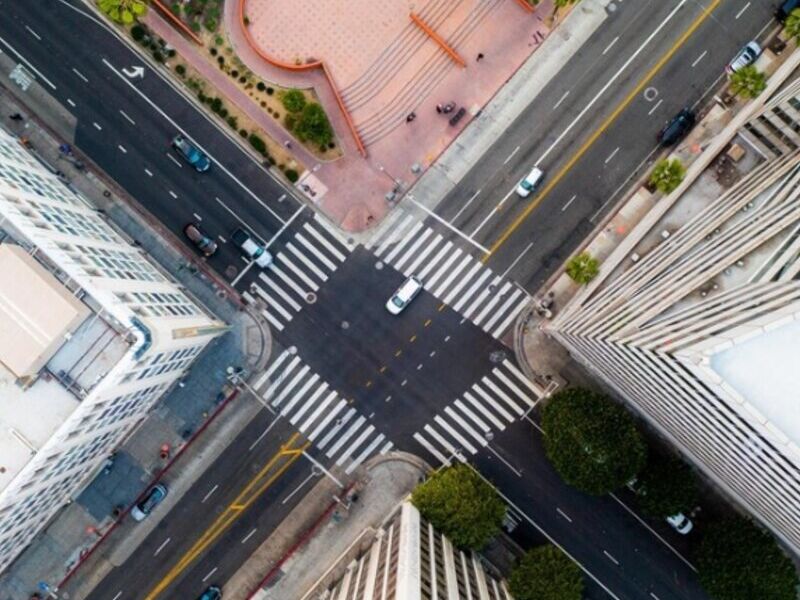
[650,593,662,600]
[503,145,520,165]
[691,50,707,68]
[66,98,76,107]
[0,35,57,89]
[469,186,517,237]
[241,528,258,543]
[604,147,620,164]
[153,537,171,556]
[102,58,286,223]
[264,204,304,250]
[167,153,183,167]
[302,222,346,261]
[557,507,573,522]
[119,109,136,125]
[218,235,227,243]
[168,190,178,199]
[25,26,41,41]
[202,566,218,582]
[561,194,576,211]
[193,212,202,221]
[500,241,534,279]
[93,122,102,131]
[409,196,489,253]
[735,1,750,19]
[72,67,88,83]
[603,550,619,566]
[602,35,619,56]
[413,432,451,466]
[118,145,127,154]
[537,0,688,166]
[553,90,570,110]
[111,592,123,600]
[201,484,219,503]
[450,188,482,223]
[144,168,153,176]
[647,98,664,115]
[248,419,282,453]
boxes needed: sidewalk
[0,78,273,599]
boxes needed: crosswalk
[412,359,543,467]
[365,213,530,340]
[252,349,393,475]
[242,216,352,332]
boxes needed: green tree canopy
[635,454,698,518]
[293,102,334,148]
[696,517,799,600]
[541,388,646,495]
[280,89,307,113]
[97,0,147,24]
[785,8,800,41]
[509,545,584,600]
[565,252,599,285]
[411,464,505,550]
[729,65,767,99]
[649,158,685,194]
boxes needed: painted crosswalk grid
[365,212,530,340]
[412,359,544,467]
[253,349,392,475]
[242,216,351,332]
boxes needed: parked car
[515,166,545,198]
[183,223,218,257]
[776,0,800,22]
[231,227,272,268]
[727,41,761,74]
[658,109,695,146]
[386,276,423,315]
[131,483,167,522]
[172,134,211,172]
[666,512,694,535]
[198,585,222,600]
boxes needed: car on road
[231,227,272,268]
[515,166,545,198]
[131,483,167,522]
[198,585,222,600]
[183,222,218,257]
[386,276,423,314]
[727,41,761,74]
[776,0,800,22]
[658,109,695,147]
[666,512,694,535]
[172,134,211,172]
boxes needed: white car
[386,276,423,315]
[727,41,761,74]
[666,512,694,535]
[231,227,272,268]
[516,167,544,197]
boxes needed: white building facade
[0,127,227,573]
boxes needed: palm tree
[730,65,767,99]
[97,0,148,24]
[649,159,685,194]
[784,8,800,41]
[566,252,599,284]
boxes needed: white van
[516,167,544,197]
[386,276,423,314]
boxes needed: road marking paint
[193,212,202,221]
[119,109,136,125]
[0,35,57,89]
[118,145,127,154]
[603,550,619,566]
[395,350,402,357]
[424,319,432,327]
[647,98,664,115]
[72,67,88,83]
[429,350,436,357]
[167,153,182,167]
[602,35,619,55]
[111,592,123,600]
[25,26,41,40]
[92,122,102,131]
[556,507,572,522]
[201,484,219,503]
[265,205,305,250]
[735,1,750,19]
[66,98,76,107]
[503,145,520,165]
[241,528,258,543]
[169,190,178,199]
[409,335,416,343]
[438,303,446,312]
[470,187,516,237]
[444,335,450,342]
[379,365,387,373]
[417,364,423,370]
[154,537,171,556]
[553,90,570,110]
[691,49,707,68]
[604,147,620,164]
[450,188,482,223]
[408,196,489,253]
[401,379,407,386]
[144,168,153,176]
[202,567,218,582]
[218,235,227,243]
[650,593,662,600]
[561,194,577,211]
[281,470,318,504]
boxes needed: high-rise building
[549,81,800,553]
[0,127,227,573]
[304,502,513,600]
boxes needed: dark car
[183,223,218,257]
[131,483,167,522]
[658,109,695,147]
[172,134,211,172]
[776,0,800,22]
[198,585,222,600]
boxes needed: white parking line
[118,145,127,154]
[167,153,183,167]
[561,194,576,212]
[144,168,153,176]
[603,550,619,566]
[66,98,76,107]
[119,109,136,125]
[201,484,219,503]
[241,528,258,544]
[202,566,218,582]
[193,212,202,221]
[604,147,620,164]
[553,90,570,110]
[0,35,57,89]
[647,98,664,115]
[111,592,123,600]
[153,537,171,556]
[503,145,520,165]
[168,190,177,199]
[735,1,750,19]
[602,35,619,56]
[92,122,102,131]
[557,507,573,522]
[72,67,88,83]
[25,26,41,41]
[691,50,707,68]
[450,188,482,223]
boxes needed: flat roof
[0,244,89,379]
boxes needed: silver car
[131,483,167,521]
[727,41,761,74]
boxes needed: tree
[541,388,646,495]
[509,545,584,600]
[565,252,599,284]
[294,102,334,148]
[649,159,685,194]
[280,89,307,113]
[696,517,799,600]
[634,454,697,518]
[729,65,767,99]
[554,0,580,10]
[785,8,800,42]
[411,464,505,550]
[97,0,147,24]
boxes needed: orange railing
[409,13,466,68]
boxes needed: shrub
[131,24,146,41]
[257,81,266,92]
[214,35,224,46]
[248,133,267,155]
[167,49,176,58]
[198,92,206,102]
[261,101,267,108]
[565,252,599,284]
[209,47,218,56]
[218,108,228,118]
[280,89,306,113]
[649,159,685,194]
[284,114,296,131]
[217,56,224,65]
[175,64,186,76]
[266,86,274,95]
[204,18,217,31]
[210,98,223,113]
[293,102,333,147]
[190,21,201,33]
[227,116,238,129]
[730,65,767,99]
[239,76,247,84]
[230,69,239,78]
[285,169,299,183]
[239,129,248,138]
[152,50,164,63]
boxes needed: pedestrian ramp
[252,349,393,475]
[242,215,351,332]
[411,359,544,467]
[364,212,530,341]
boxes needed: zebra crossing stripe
[452,269,493,311]
[270,264,308,297]
[303,223,347,262]
[434,415,477,455]
[280,373,319,415]
[313,212,353,248]
[254,349,291,390]
[290,382,329,425]
[433,253,470,298]
[471,384,515,422]
[417,240,453,280]
[493,296,530,338]
[287,242,328,281]
[335,424,375,465]
[502,359,544,397]
[482,377,524,416]
[383,222,424,263]
[253,285,293,321]
[300,390,338,432]
[346,434,385,474]
[278,252,319,291]
[493,368,535,408]
[379,441,394,455]
[453,399,491,433]
[443,260,483,305]
[473,281,512,326]
[311,403,350,444]
[463,275,502,319]
[463,391,506,430]
[259,272,302,311]
[444,407,488,447]
[324,414,364,456]
[403,233,442,275]
[373,214,414,254]
[296,233,337,271]
[261,309,285,332]
[272,365,310,407]
[482,288,524,333]
[394,227,433,271]
[262,356,301,399]
[413,432,451,466]
[424,245,460,288]
[424,424,466,462]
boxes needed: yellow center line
[144,433,308,600]
[483,0,720,261]
[424,319,432,327]
[395,349,403,357]
[409,334,417,343]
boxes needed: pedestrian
[406,112,416,123]
[443,102,455,114]
[436,104,443,114]
[8,113,22,121]
[284,140,292,149]
[476,52,484,62]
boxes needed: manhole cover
[488,284,498,293]
[305,292,317,304]
[341,321,350,330]
[375,261,384,270]
[289,346,298,355]
[225,265,238,278]
[489,350,507,363]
